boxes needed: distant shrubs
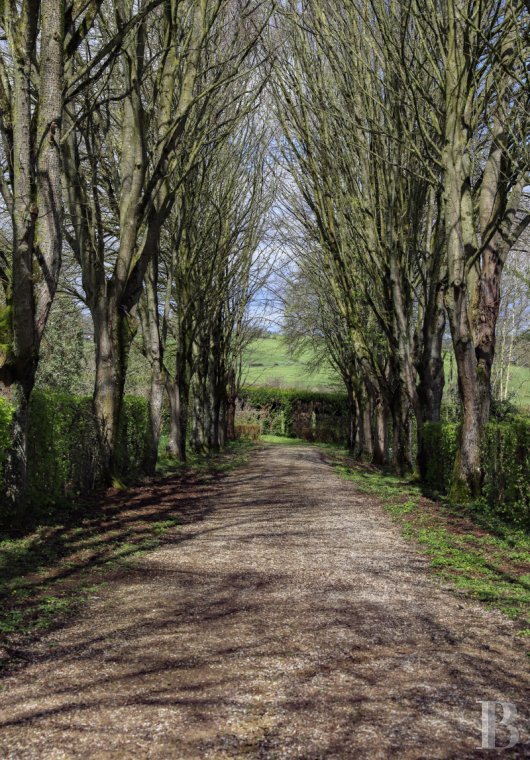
[235,423,261,441]
[240,386,347,412]
[424,418,530,526]
[1,391,149,510]
[238,386,349,443]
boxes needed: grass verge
[322,449,530,644]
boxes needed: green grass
[242,334,530,409]
[323,449,530,642]
[242,335,339,390]
[260,434,309,445]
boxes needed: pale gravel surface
[0,445,529,759]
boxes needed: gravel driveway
[0,445,528,759]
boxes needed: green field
[243,334,530,410]
[504,365,530,409]
[242,335,340,391]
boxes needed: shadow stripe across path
[0,445,528,759]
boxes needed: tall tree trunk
[190,339,209,455]
[226,368,237,441]
[373,394,388,466]
[217,391,227,450]
[442,0,482,497]
[4,378,34,506]
[439,0,528,497]
[92,301,135,482]
[146,367,164,475]
[208,352,221,452]
[418,285,446,424]
[354,395,363,457]
[451,337,487,496]
[166,376,189,462]
[391,388,412,476]
[2,0,65,507]
[418,188,446,427]
[345,380,356,452]
[389,258,420,476]
[362,393,374,461]
[139,259,165,475]
[166,324,193,462]
[190,383,207,455]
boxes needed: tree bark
[146,368,164,475]
[139,259,165,474]
[2,0,65,507]
[391,388,412,476]
[345,380,356,452]
[92,301,135,481]
[226,368,237,441]
[417,285,446,424]
[441,0,482,496]
[166,376,189,463]
[373,394,388,466]
[440,1,528,497]
[361,393,374,461]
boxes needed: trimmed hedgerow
[0,397,13,494]
[423,418,530,526]
[481,418,530,526]
[115,395,150,480]
[423,422,459,495]
[26,392,96,506]
[21,391,149,507]
[238,386,349,442]
[240,386,347,412]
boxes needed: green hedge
[423,422,459,494]
[26,392,97,505]
[481,419,530,525]
[240,386,347,412]
[1,391,149,508]
[423,418,530,526]
[0,398,13,494]
[238,387,349,441]
[115,395,150,480]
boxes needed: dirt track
[0,445,529,759]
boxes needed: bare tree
[0,1,104,505]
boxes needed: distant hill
[242,334,530,411]
[241,335,340,391]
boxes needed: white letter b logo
[479,701,520,750]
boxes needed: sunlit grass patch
[260,435,308,445]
